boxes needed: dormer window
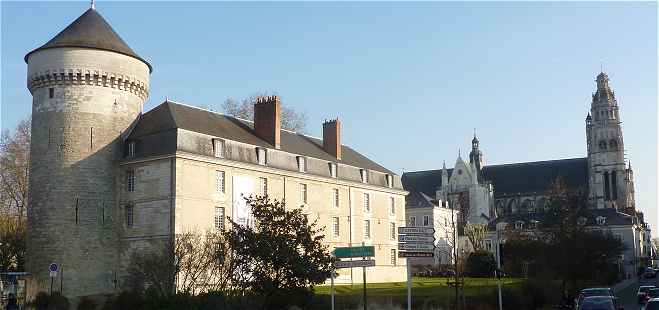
[596,216,606,226]
[329,163,337,178]
[297,156,307,173]
[257,147,267,166]
[515,221,524,230]
[127,141,136,158]
[577,217,587,226]
[360,169,369,183]
[386,174,393,188]
[213,139,225,158]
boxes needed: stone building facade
[25,7,406,300]
[402,73,647,268]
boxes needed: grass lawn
[312,277,523,309]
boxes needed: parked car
[578,296,623,310]
[639,286,657,304]
[576,288,616,309]
[645,298,659,310]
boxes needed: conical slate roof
[25,8,152,72]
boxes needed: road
[617,276,659,310]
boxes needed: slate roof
[402,157,589,205]
[487,208,636,231]
[25,8,152,72]
[128,101,395,174]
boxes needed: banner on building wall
[232,175,255,228]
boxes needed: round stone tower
[24,7,151,298]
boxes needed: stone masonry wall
[26,47,149,299]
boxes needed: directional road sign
[332,246,375,258]
[398,243,435,251]
[334,259,376,269]
[398,227,435,235]
[398,235,435,243]
[398,251,435,258]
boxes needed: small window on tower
[49,88,54,98]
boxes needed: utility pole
[496,229,503,310]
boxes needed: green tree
[226,195,334,309]
[465,250,496,277]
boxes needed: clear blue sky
[2,1,657,230]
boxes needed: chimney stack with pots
[323,119,341,159]
[254,96,281,149]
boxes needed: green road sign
[332,246,375,258]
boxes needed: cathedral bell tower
[586,72,633,210]
[469,132,484,177]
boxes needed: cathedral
[402,72,651,274]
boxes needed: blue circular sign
[49,263,58,272]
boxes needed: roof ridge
[164,99,327,143]
[483,157,587,169]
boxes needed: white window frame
[259,177,268,196]
[332,217,340,237]
[213,139,225,158]
[126,170,135,192]
[363,193,370,212]
[409,216,416,226]
[215,206,225,231]
[297,156,307,173]
[216,170,225,193]
[389,197,395,215]
[332,189,339,208]
[515,221,524,230]
[360,169,368,183]
[597,216,606,225]
[257,147,267,166]
[390,222,396,240]
[329,163,337,178]
[300,183,308,205]
[423,215,429,226]
[364,219,371,239]
[390,249,396,266]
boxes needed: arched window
[507,199,517,214]
[599,140,607,150]
[609,139,617,149]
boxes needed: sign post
[48,263,58,295]
[331,245,376,310]
[397,227,436,310]
[330,269,335,310]
[362,242,367,310]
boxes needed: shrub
[466,251,496,277]
[77,297,97,310]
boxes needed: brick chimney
[323,119,341,159]
[254,96,281,149]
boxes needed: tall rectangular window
[364,220,371,239]
[214,139,225,158]
[363,193,370,212]
[260,177,268,196]
[409,216,416,226]
[423,215,429,226]
[49,87,54,98]
[390,222,396,240]
[215,207,225,231]
[300,183,308,205]
[126,170,135,192]
[297,156,306,173]
[611,171,618,200]
[485,239,492,252]
[329,163,337,178]
[216,170,225,193]
[391,249,397,266]
[332,189,339,208]
[125,205,134,228]
[257,148,267,165]
[390,197,395,215]
[332,217,340,237]
[127,141,136,158]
